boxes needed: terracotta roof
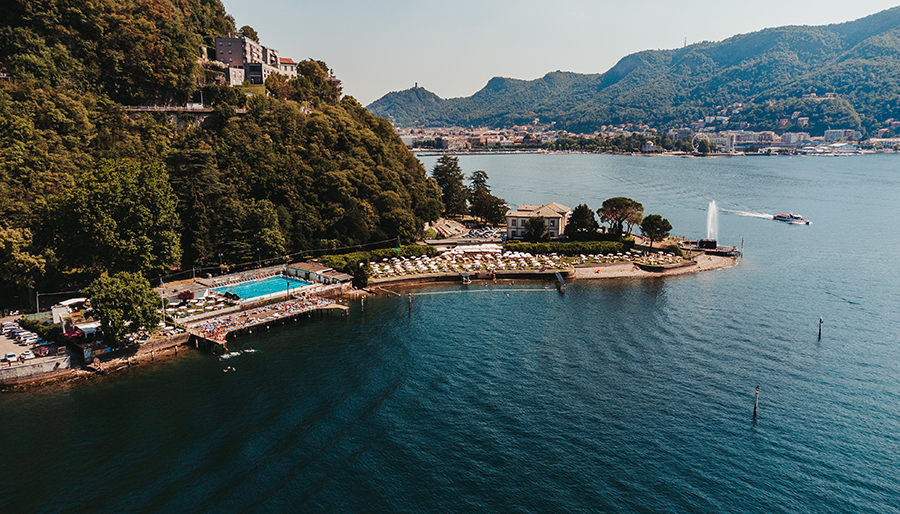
[279,57,296,65]
[506,203,571,218]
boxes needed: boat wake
[722,209,774,219]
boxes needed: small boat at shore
[773,212,811,225]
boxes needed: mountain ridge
[367,7,900,134]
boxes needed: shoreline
[413,149,894,158]
[367,254,737,289]
[3,255,736,391]
[0,334,193,392]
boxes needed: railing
[124,105,248,113]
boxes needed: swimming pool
[213,276,312,300]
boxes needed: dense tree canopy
[565,204,600,240]
[84,272,161,344]
[598,197,643,237]
[640,214,672,249]
[0,2,444,310]
[43,158,181,276]
[524,216,550,243]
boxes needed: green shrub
[504,240,632,256]
[317,245,437,272]
[18,318,63,343]
[660,243,683,257]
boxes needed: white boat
[773,212,811,225]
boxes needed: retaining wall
[0,355,72,384]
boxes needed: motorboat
[773,212,811,225]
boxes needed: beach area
[571,253,737,280]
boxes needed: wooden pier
[187,302,349,349]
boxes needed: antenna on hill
[684,37,687,48]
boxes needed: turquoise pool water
[212,275,312,299]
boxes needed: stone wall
[0,355,72,384]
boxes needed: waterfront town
[395,121,900,154]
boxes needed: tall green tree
[470,188,507,226]
[468,170,506,226]
[431,156,468,217]
[598,197,643,237]
[238,25,259,42]
[85,272,161,344]
[469,170,490,192]
[524,216,550,242]
[640,214,672,249]
[46,158,180,275]
[565,204,600,240]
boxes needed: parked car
[20,350,34,360]
[4,352,18,363]
[16,332,36,342]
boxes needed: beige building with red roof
[505,203,572,239]
[279,57,298,79]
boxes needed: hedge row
[318,244,438,271]
[504,240,632,256]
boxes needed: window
[549,219,556,227]
[510,219,516,227]
[218,42,222,46]
[227,42,232,46]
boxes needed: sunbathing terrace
[186,294,348,345]
[369,245,660,279]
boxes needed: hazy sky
[223,0,900,105]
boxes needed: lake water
[2,154,899,513]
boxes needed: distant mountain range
[367,7,900,135]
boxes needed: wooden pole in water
[408,292,412,313]
[818,316,823,340]
[753,385,760,419]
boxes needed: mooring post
[753,385,760,419]
[408,292,412,313]
[361,296,364,312]
[818,316,823,340]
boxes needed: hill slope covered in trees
[0,0,442,307]
[367,7,900,135]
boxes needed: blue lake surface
[2,154,899,513]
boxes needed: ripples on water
[2,154,900,513]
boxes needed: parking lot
[1,321,60,366]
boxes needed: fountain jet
[707,200,718,241]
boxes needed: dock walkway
[187,297,348,345]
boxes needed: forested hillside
[0,0,441,307]
[367,7,900,134]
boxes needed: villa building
[279,57,298,79]
[505,203,572,239]
[214,34,294,85]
